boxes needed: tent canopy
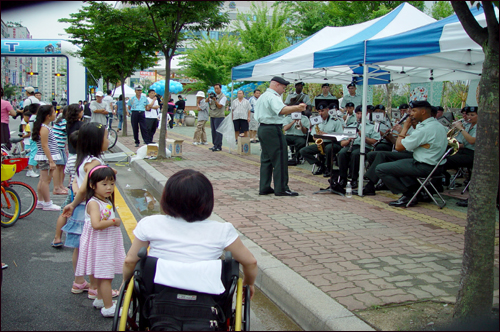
[110,84,135,98]
[232,2,436,85]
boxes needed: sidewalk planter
[238,137,251,156]
[166,138,184,157]
[184,115,195,126]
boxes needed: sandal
[71,280,90,294]
[88,288,119,299]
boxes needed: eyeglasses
[463,106,478,112]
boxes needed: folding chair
[448,168,464,189]
[406,147,455,208]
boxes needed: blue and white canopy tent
[231,3,494,195]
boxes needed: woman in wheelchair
[120,169,257,330]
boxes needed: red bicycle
[1,150,37,219]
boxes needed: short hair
[107,90,112,95]
[178,95,182,98]
[35,91,42,95]
[148,89,155,94]
[254,89,261,93]
[214,83,222,89]
[160,169,214,222]
[22,110,32,117]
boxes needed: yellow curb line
[114,186,137,242]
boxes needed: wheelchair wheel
[108,128,118,149]
[112,278,141,331]
[232,278,251,331]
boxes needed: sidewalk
[113,119,499,330]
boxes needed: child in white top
[75,165,125,317]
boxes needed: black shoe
[351,180,358,189]
[259,188,275,195]
[275,190,299,196]
[288,159,297,166]
[209,147,215,151]
[375,182,388,191]
[456,198,468,207]
[149,141,156,144]
[213,148,221,152]
[388,195,417,207]
[353,182,376,196]
[331,181,346,195]
[135,143,140,147]
[323,170,331,178]
[443,171,451,187]
[313,165,325,175]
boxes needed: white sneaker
[26,170,40,178]
[201,142,209,145]
[192,142,199,145]
[93,298,104,309]
[36,201,45,209]
[43,203,61,211]
[101,302,117,318]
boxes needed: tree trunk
[453,42,499,320]
[121,78,128,136]
[157,57,171,159]
[383,83,393,111]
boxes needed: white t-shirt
[146,97,159,119]
[23,96,40,107]
[133,215,239,263]
[102,95,114,114]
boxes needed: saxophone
[314,124,325,155]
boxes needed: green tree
[2,83,19,100]
[60,1,158,136]
[128,1,229,159]
[451,1,499,321]
[430,1,454,20]
[179,34,245,87]
[233,2,291,62]
[278,1,425,38]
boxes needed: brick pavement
[114,119,499,312]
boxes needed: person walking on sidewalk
[127,86,150,147]
[254,77,307,197]
[145,89,160,143]
[193,91,209,145]
[207,83,227,152]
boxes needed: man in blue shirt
[128,85,151,147]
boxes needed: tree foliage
[179,34,245,88]
[450,1,499,321]
[128,1,229,159]
[59,1,159,136]
[430,1,454,20]
[277,1,425,38]
[232,2,291,62]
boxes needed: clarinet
[347,120,361,153]
[373,113,409,147]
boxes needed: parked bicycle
[1,163,21,228]
[107,116,118,149]
[1,147,37,219]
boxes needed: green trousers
[258,124,290,193]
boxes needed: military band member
[333,106,381,191]
[340,83,362,111]
[343,102,357,126]
[255,76,307,197]
[375,100,448,207]
[313,83,338,111]
[283,111,310,166]
[371,104,394,152]
[443,106,477,185]
[284,82,312,114]
[299,100,344,176]
[399,103,410,117]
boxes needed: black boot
[313,163,325,175]
[353,181,376,196]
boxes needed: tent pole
[230,80,234,154]
[358,64,369,196]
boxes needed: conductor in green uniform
[255,77,307,196]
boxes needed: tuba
[314,124,325,155]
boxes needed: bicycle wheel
[1,187,21,227]
[7,181,37,218]
[108,128,118,149]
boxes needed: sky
[2,1,116,39]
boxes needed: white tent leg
[230,81,234,154]
[358,64,369,196]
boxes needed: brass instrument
[447,119,466,139]
[446,121,463,156]
[314,124,325,154]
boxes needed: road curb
[112,141,374,331]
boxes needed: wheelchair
[112,247,250,331]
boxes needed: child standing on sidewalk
[52,106,68,195]
[75,165,125,317]
[31,105,61,211]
